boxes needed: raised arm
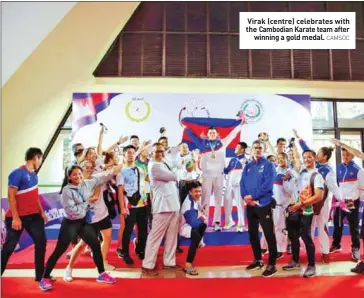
[221,122,242,148]
[292,143,302,173]
[90,164,123,188]
[293,129,310,151]
[330,138,364,160]
[185,128,204,150]
[135,140,152,157]
[97,126,105,156]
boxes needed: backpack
[310,172,329,215]
[103,181,120,219]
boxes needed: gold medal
[209,141,216,159]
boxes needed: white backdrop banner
[72,93,312,151]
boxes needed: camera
[288,137,295,148]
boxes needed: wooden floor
[3,260,359,280]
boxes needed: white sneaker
[198,240,206,248]
[63,266,73,282]
[104,262,116,271]
[236,225,245,233]
[213,222,222,232]
[223,222,235,230]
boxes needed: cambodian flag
[181,117,242,157]
[72,93,120,135]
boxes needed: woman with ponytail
[39,163,122,291]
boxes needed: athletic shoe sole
[262,271,277,278]
[303,273,316,278]
[39,285,52,292]
[329,248,342,254]
[96,279,116,284]
[246,265,264,271]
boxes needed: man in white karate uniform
[185,123,243,231]
[223,142,248,232]
[142,142,180,276]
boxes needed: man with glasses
[240,140,278,277]
[142,142,180,276]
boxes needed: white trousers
[311,198,331,254]
[223,184,245,226]
[202,175,224,224]
[142,212,179,269]
[261,206,287,252]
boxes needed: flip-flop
[183,267,199,275]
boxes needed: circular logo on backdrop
[241,99,264,122]
[125,98,151,122]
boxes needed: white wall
[1,2,76,85]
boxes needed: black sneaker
[246,260,264,271]
[123,255,135,265]
[303,265,316,278]
[282,261,301,271]
[137,252,145,260]
[262,265,277,277]
[176,247,184,254]
[329,245,342,254]
[116,247,124,259]
[350,261,364,274]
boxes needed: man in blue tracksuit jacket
[240,139,278,277]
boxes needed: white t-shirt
[87,172,109,224]
[116,165,147,209]
[297,168,324,215]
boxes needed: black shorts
[92,216,112,231]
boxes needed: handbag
[103,185,117,219]
[285,204,302,223]
[124,167,141,207]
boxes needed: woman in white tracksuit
[223,142,248,232]
[313,147,342,263]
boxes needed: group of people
[1,122,364,291]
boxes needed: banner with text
[240,12,356,49]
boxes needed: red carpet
[6,236,357,269]
[2,276,364,298]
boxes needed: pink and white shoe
[96,272,116,284]
[39,278,53,291]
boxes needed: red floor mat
[6,236,358,269]
[2,275,364,298]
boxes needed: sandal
[183,267,199,276]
